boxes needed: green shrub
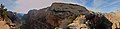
[68,15,77,24]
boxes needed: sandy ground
[0,21,10,29]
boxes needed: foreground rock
[68,15,88,29]
[0,4,21,29]
[0,21,10,29]
[68,12,113,29]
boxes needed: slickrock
[105,10,120,29]
[26,2,90,29]
[20,2,118,29]
[68,15,88,29]
[0,21,10,29]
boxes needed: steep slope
[68,15,88,29]
[26,2,90,29]
[0,21,10,29]
[21,2,117,29]
[105,10,120,29]
[68,12,113,29]
[0,11,23,29]
[0,4,24,29]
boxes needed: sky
[0,0,120,14]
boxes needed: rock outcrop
[0,4,19,29]
[1,2,120,29]
[68,15,88,29]
[25,2,113,29]
[26,2,90,29]
[105,10,120,29]
[68,12,113,29]
[0,21,10,29]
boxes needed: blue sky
[0,0,120,13]
[72,0,120,13]
[0,0,17,10]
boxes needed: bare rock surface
[26,2,90,29]
[105,10,120,29]
[0,21,10,29]
[21,2,117,29]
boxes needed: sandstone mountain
[105,10,120,29]
[0,2,120,29]
[22,2,118,29]
[0,4,17,29]
[25,2,90,29]
[0,4,24,29]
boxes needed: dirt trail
[0,21,10,29]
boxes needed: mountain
[22,2,116,29]
[0,2,120,29]
[0,4,19,29]
[24,2,90,29]
[105,10,120,29]
[7,11,24,24]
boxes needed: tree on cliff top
[0,4,8,21]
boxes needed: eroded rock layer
[26,3,90,29]
[24,2,119,29]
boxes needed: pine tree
[0,4,8,21]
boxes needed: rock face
[7,11,17,23]
[23,2,115,29]
[7,11,24,27]
[68,12,113,29]
[68,15,88,29]
[27,8,54,29]
[86,12,112,29]
[105,10,120,29]
[26,3,90,29]
[0,21,10,29]
[0,2,119,29]
[0,4,20,29]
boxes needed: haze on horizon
[0,0,120,14]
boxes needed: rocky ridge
[0,2,119,29]
[0,4,23,29]
[25,2,90,29]
[105,10,120,29]
[23,2,117,29]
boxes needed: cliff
[25,2,90,29]
[1,2,120,29]
[0,4,23,29]
[24,2,115,29]
[105,10,120,29]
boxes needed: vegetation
[68,15,77,24]
[0,4,8,21]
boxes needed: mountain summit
[21,2,118,29]
[0,2,120,29]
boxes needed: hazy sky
[0,0,120,13]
